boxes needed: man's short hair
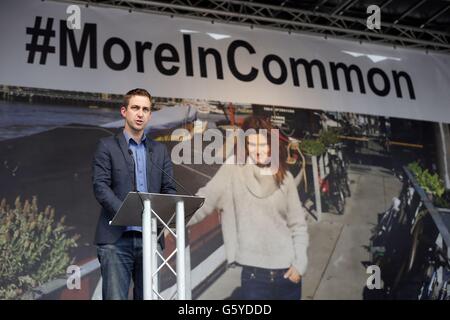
[123,88,152,107]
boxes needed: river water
[0,100,122,141]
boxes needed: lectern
[110,192,204,300]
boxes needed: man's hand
[284,266,302,284]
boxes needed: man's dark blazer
[92,130,177,246]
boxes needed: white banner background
[0,0,450,123]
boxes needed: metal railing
[403,166,450,257]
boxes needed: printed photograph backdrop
[1,0,450,300]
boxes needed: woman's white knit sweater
[188,160,309,275]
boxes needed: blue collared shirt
[123,130,148,232]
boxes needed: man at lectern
[92,88,176,300]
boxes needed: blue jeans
[239,265,302,300]
[97,231,144,300]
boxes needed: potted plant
[407,162,446,204]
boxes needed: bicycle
[328,150,351,198]
[319,147,351,215]
[319,170,346,215]
[369,175,421,295]
[416,245,450,300]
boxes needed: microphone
[128,148,145,209]
[128,149,138,192]
[147,146,193,196]
[147,145,205,226]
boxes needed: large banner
[1,0,450,122]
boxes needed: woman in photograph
[188,116,309,300]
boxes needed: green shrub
[319,128,341,147]
[407,162,423,179]
[407,162,446,201]
[300,139,326,156]
[0,196,79,299]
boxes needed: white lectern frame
[110,192,204,300]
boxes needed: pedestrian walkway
[197,164,403,300]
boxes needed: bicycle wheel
[332,156,351,198]
[341,175,351,198]
[419,265,440,300]
[438,281,450,300]
[334,189,345,215]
